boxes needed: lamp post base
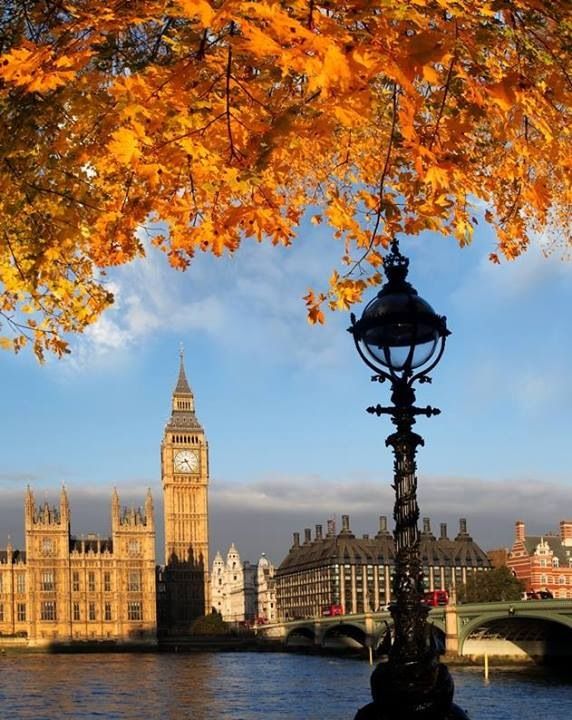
[354,661,470,720]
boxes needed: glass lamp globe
[349,242,449,378]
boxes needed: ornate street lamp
[349,241,469,719]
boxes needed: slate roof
[523,535,572,566]
[277,517,490,575]
[166,412,203,431]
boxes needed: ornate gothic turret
[112,487,120,527]
[25,486,34,524]
[145,488,154,528]
[60,485,70,523]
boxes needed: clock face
[173,449,199,474]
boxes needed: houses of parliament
[0,354,209,645]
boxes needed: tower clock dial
[173,449,199,473]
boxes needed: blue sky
[1,219,571,564]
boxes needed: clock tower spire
[173,344,195,409]
[160,347,210,634]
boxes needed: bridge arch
[284,624,316,647]
[322,622,368,649]
[370,620,446,654]
[460,611,572,645]
[459,613,572,658]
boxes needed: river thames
[0,652,571,719]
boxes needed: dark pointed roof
[277,517,491,575]
[522,535,571,566]
[166,348,203,432]
[174,348,193,395]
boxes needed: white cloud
[1,472,570,563]
[65,228,350,372]
[209,471,572,530]
[66,249,226,368]
[510,367,569,414]
[453,243,569,307]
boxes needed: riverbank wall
[0,635,566,667]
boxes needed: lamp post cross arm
[367,404,441,419]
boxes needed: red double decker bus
[422,590,449,607]
[322,603,344,616]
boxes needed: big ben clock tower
[160,349,209,633]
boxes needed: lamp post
[349,241,469,719]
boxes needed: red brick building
[507,520,572,599]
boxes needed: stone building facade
[256,552,277,624]
[275,515,490,620]
[0,351,211,645]
[211,546,276,624]
[507,520,572,599]
[0,486,156,645]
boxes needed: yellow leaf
[177,0,215,26]
[487,79,517,112]
[108,128,141,165]
[425,165,450,188]
[422,64,439,84]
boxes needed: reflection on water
[0,652,570,719]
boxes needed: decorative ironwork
[350,242,469,719]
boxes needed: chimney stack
[315,524,323,541]
[560,521,572,547]
[379,516,387,532]
[423,517,431,534]
[459,518,468,535]
[304,528,312,544]
[515,521,525,543]
[293,532,300,548]
[440,523,448,540]
[341,514,350,532]
[327,519,336,537]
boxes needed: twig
[428,23,458,151]
[225,46,239,161]
[344,82,398,277]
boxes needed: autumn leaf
[108,128,142,165]
[177,0,216,26]
[487,79,518,112]
[0,0,569,358]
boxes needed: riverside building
[0,352,210,645]
[507,520,572,599]
[211,545,276,624]
[275,515,490,620]
[0,487,156,645]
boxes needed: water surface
[0,652,570,719]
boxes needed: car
[522,589,554,600]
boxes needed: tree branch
[344,82,398,277]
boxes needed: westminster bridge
[256,600,572,659]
